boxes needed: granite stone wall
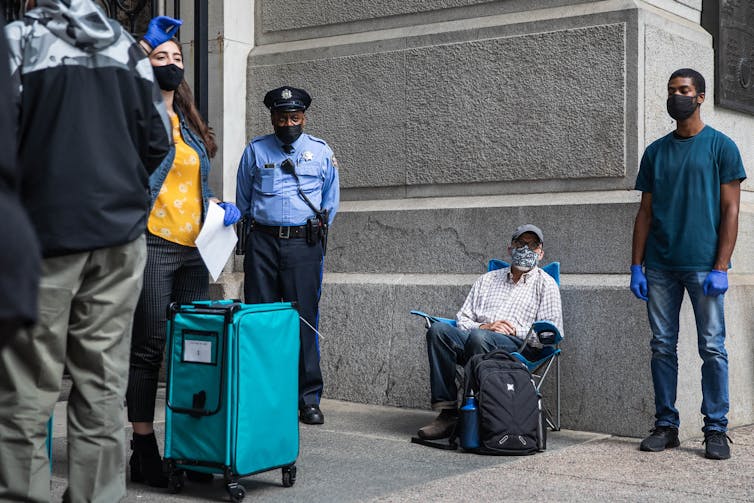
[247,18,632,192]
[242,0,754,439]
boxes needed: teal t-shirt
[635,125,746,271]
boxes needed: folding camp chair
[411,259,563,431]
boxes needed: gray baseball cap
[511,224,544,244]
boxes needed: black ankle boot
[129,432,168,488]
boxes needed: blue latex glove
[630,264,648,301]
[217,202,241,227]
[143,16,182,49]
[703,270,728,296]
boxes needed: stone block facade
[233,0,754,439]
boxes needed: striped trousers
[126,233,208,422]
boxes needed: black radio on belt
[305,218,320,245]
[235,216,250,255]
[305,209,329,248]
[316,209,330,253]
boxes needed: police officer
[236,86,340,425]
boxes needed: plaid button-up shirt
[456,266,564,345]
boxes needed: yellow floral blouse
[147,113,203,246]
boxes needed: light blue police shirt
[236,133,340,226]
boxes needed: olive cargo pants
[0,236,146,503]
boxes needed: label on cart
[184,340,213,364]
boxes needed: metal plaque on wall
[702,0,754,115]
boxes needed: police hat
[263,86,311,112]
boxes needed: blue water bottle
[459,390,480,450]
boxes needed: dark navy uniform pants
[243,230,324,407]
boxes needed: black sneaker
[639,426,680,452]
[703,430,731,460]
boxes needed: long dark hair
[174,79,217,158]
[159,39,217,158]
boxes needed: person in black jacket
[0,13,40,349]
[0,1,170,501]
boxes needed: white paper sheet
[195,202,238,282]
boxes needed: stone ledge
[318,278,754,440]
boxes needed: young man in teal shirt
[630,68,746,460]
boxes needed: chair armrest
[410,310,457,329]
[532,320,563,345]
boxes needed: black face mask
[667,94,699,121]
[274,125,303,146]
[153,64,184,91]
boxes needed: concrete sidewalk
[49,392,754,502]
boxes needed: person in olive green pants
[0,239,147,502]
[0,0,170,500]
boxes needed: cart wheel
[282,464,297,487]
[168,469,184,494]
[227,481,246,502]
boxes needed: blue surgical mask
[511,246,539,272]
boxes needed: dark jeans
[426,322,540,408]
[645,268,728,432]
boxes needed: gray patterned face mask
[511,246,539,271]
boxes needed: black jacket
[6,0,170,257]
[0,13,40,325]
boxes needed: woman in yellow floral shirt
[126,17,241,488]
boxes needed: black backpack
[463,350,546,455]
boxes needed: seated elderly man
[418,224,564,440]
